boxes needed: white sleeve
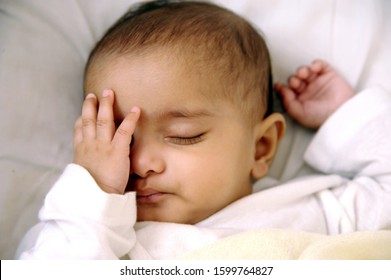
[304,87,391,233]
[17,164,137,259]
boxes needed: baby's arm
[73,89,140,194]
[275,60,354,129]
[304,86,391,233]
[18,90,140,259]
[276,60,391,233]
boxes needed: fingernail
[86,93,95,99]
[131,106,139,113]
[102,89,112,97]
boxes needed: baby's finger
[288,75,306,93]
[96,89,115,141]
[112,107,141,150]
[275,83,304,121]
[81,93,98,140]
[73,116,83,146]
[310,59,332,74]
[275,82,297,106]
[297,65,317,83]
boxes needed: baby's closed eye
[165,133,205,145]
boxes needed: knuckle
[116,127,130,137]
[82,118,96,127]
[96,119,111,128]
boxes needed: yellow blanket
[181,229,391,259]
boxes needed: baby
[18,0,391,259]
[77,0,286,225]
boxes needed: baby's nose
[130,140,165,178]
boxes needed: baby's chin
[136,207,214,225]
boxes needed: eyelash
[167,134,204,145]
[115,120,206,146]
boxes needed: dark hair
[85,0,274,121]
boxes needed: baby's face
[87,51,257,224]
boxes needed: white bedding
[180,229,391,260]
[1,0,390,259]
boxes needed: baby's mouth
[136,190,167,203]
[127,174,169,203]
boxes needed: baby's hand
[73,89,140,194]
[275,60,354,129]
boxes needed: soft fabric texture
[1,0,390,259]
[180,229,391,260]
[16,89,391,259]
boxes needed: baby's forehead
[89,46,228,88]
[88,48,262,122]
[90,50,228,96]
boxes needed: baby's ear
[251,113,285,179]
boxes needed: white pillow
[1,0,389,259]
[0,0,137,259]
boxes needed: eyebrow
[155,108,215,121]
